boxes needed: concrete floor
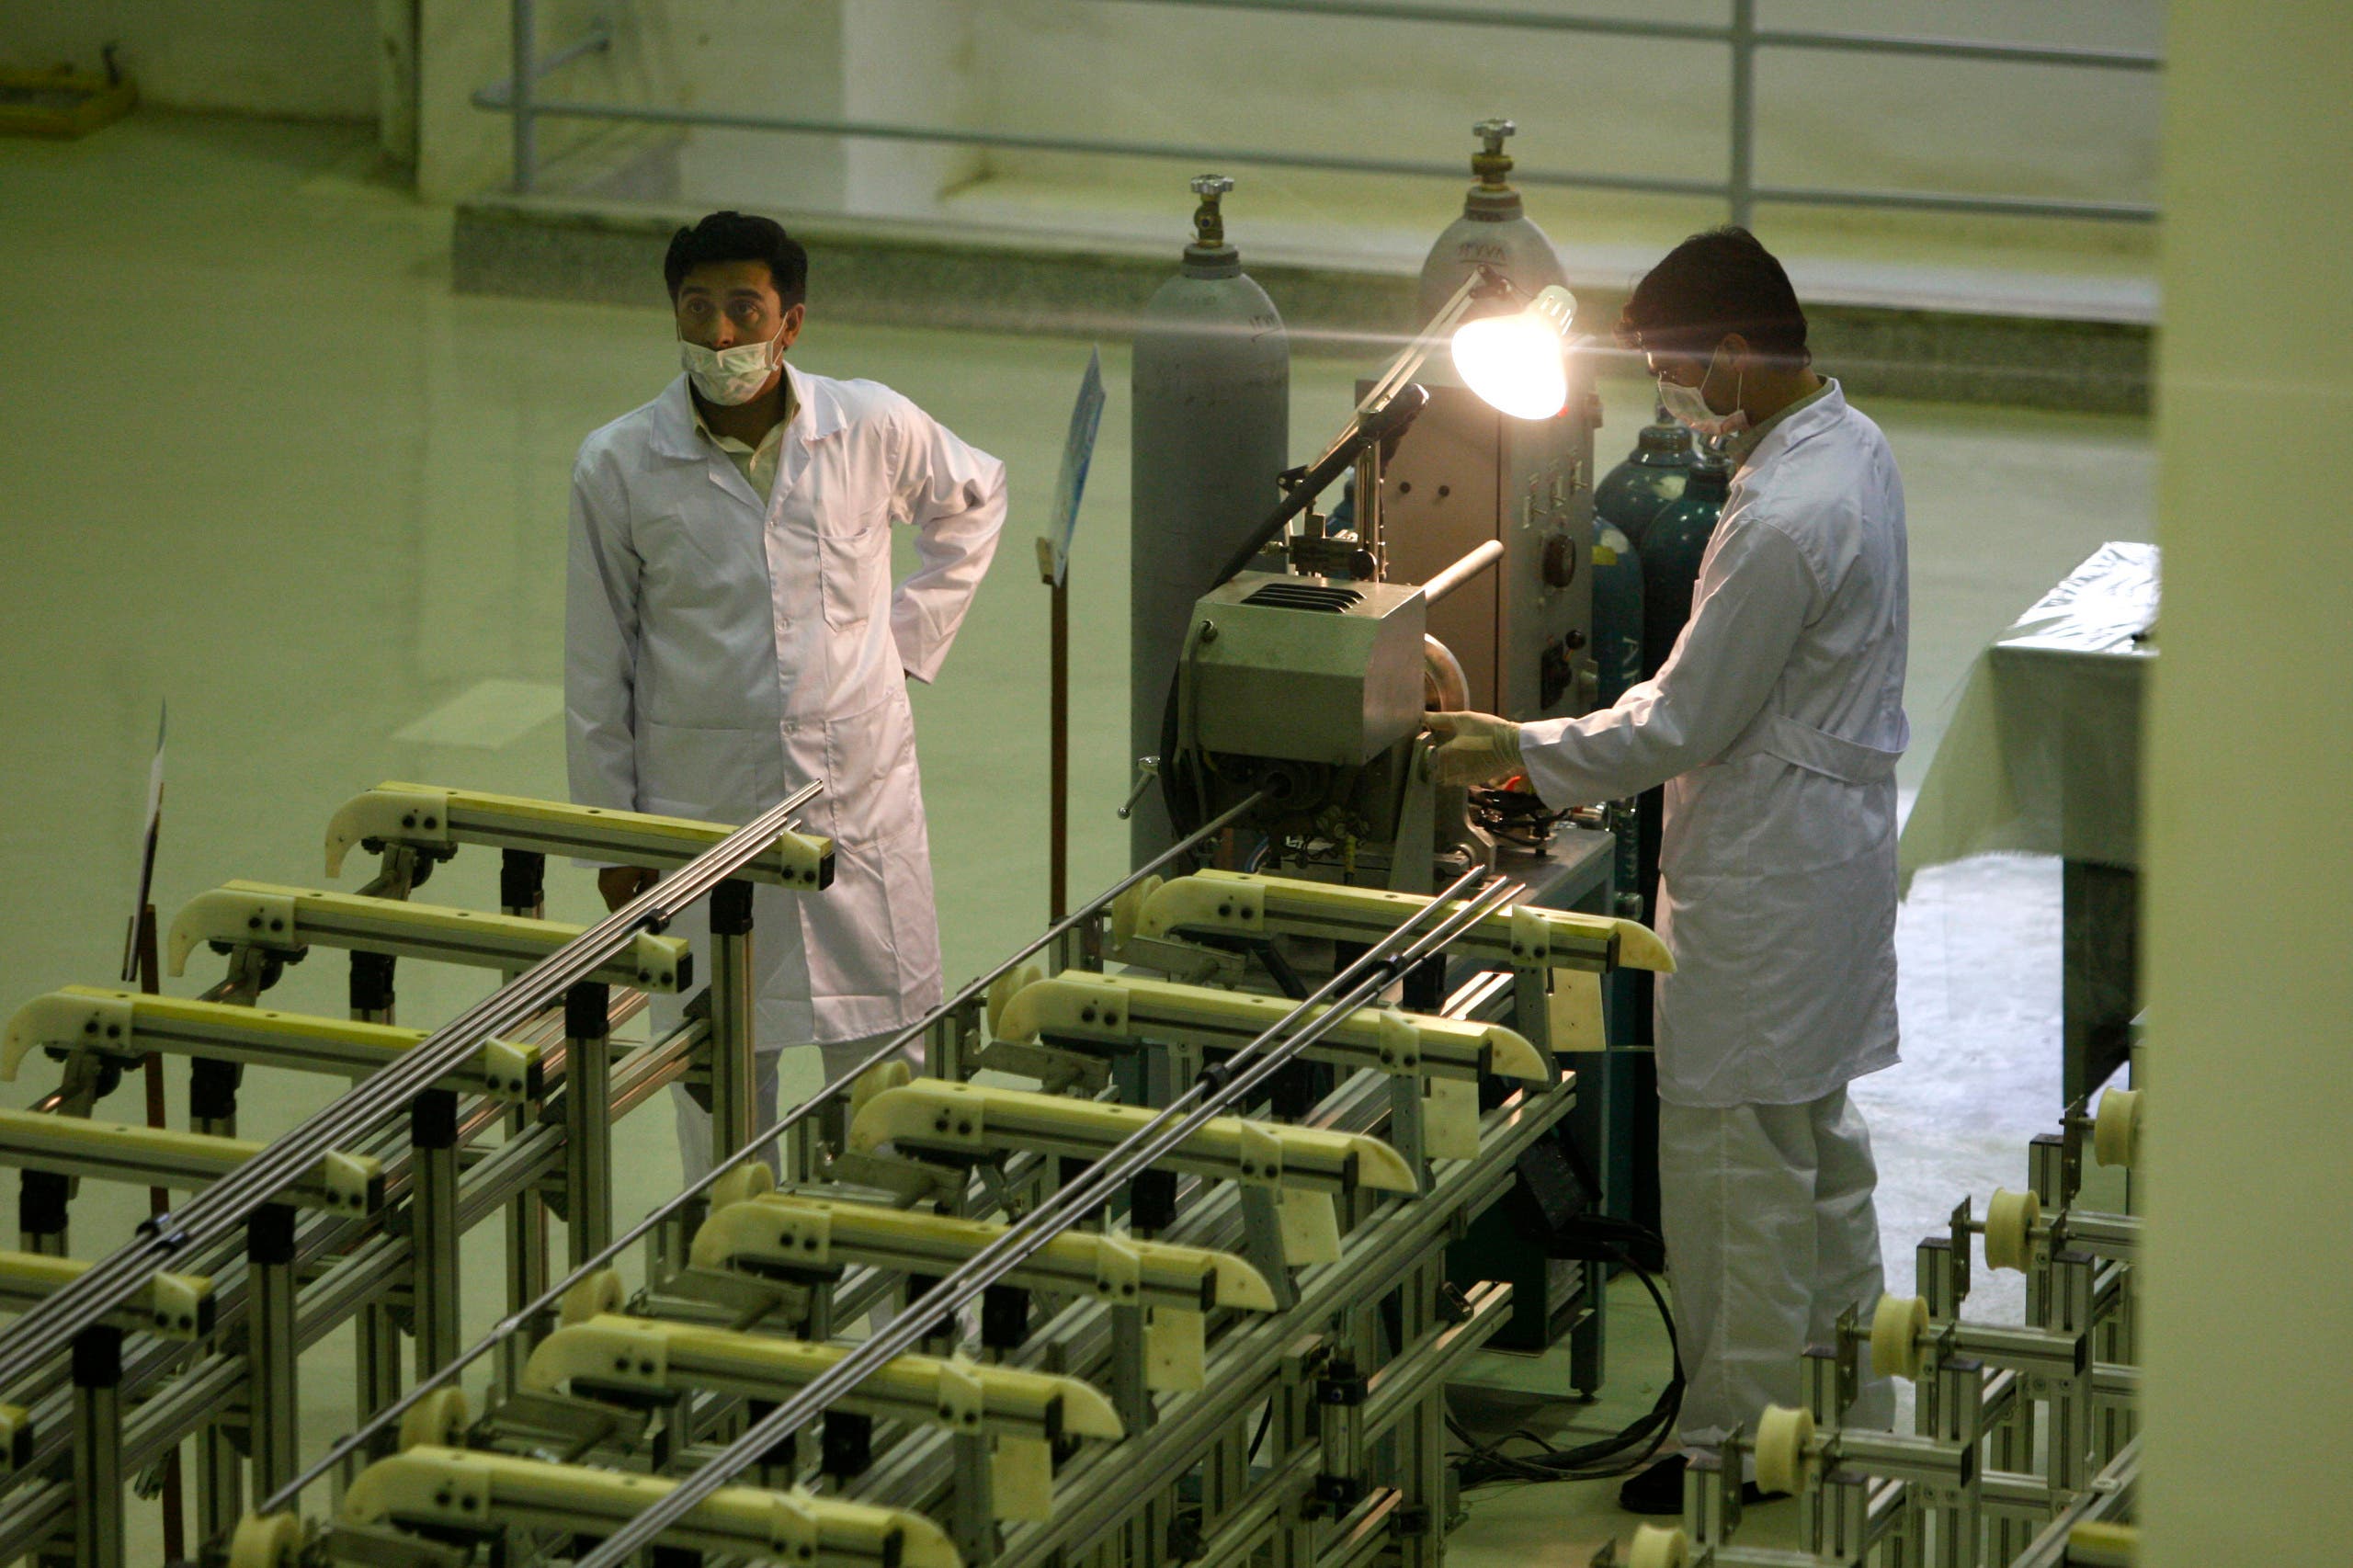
[0,112,2150,1561]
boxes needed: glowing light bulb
[1449,285,1576,420]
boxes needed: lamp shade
[1449,284,1576,420]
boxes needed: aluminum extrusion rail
[0,780,821,1400]
[575,865,1514,1566]
[254,790,1267,1517]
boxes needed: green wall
[2143,3,2353,1560]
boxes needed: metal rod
[1083,0,2160,70]
[1050,571,1071,922]
[1748,183,2158,223]
[480,14,609,98]
[510,0,536,194]
[576,868,1515,1566]
[468,93,1732,200]
[471,94,2161,223]
[255,789,1264,1515]
[0,781,821,1403]
[1729,0,1756,228]
[1419,540,1505,606]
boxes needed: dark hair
[663,210,809,308]
[1618,226,1807,363]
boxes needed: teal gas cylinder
[1638,451,1730,681]
[1593,412,1695,556]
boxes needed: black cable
[1448,1254,1684,1491]
[1245,1401,1274,1463]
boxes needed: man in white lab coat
[567,211,1006,1181]
[1429,228,1907,1514]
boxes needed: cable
[1448,1253,1683,1491]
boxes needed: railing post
[1729,0,1756,228]
[511,0,537,193]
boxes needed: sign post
[119,701,183,1558]
[1036,349,1106,922]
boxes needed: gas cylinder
[1131,174,1290,869]
[1594,410,1696,554]
[1416,119,1568,324]
[1638,450,1730,681]
[1589,523,1646,712]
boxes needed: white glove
[1425,710,1524,788]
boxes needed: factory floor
[0,113,2150,1561]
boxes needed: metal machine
[1383,120,1597,723]
[0,775,1669,1567]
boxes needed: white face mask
[680,330,784,406]
[1657,345,1750,444]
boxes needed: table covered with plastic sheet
[1900,541,2156,1102]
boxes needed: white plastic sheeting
[1898,542,2157,892]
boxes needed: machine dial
[1540,532,1577,588]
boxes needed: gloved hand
[1425,710,1524,788]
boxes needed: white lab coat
[1519,382,1908,1108]
[567,365,1006,1048]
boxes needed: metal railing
[479,0,2159,227]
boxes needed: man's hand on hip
[598,865,660,912]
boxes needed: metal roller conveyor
[0,751,1686,1568]
[1135,868,1675,973]
[0,1251,213,1342]
[846,1080,1418,1197]
[324,781,835,889]
[688,1191,1279,1315]
[166,881,694,991]
[2,986,542,1100]
[0,1108,381,1214]
[993,969,1550,1082]
[334,1447,957,1566]
[526,1313,1124,1445]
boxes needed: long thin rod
[0,783,819,1400]
[1080,1,2162,70]
[578,868,1516,1566]
[258,789,1266,1514]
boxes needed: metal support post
[410,1089,462,1377]
[349,949,397,1027]
[72,1327,126,1568]
[1728,0,1757,227]
[510,0,537,191]
[563,982,614,1267]
[707,879,757,1175]
[950,1432,997,1564]
[1110,1304,1153,1436]
[2049,1252,2097,1494]
[501,849,551,1398]
[17,1170,68,1257]
[1394,1264,1445,1568]
[245,1203,301,1496]
[356,1301,404,1463]
[189,1051,244,1536]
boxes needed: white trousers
[672,1031,914,1187]
[1657,1086,1894,1451]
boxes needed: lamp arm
[1207,267,1518,588]
[1211,383,1429,587]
